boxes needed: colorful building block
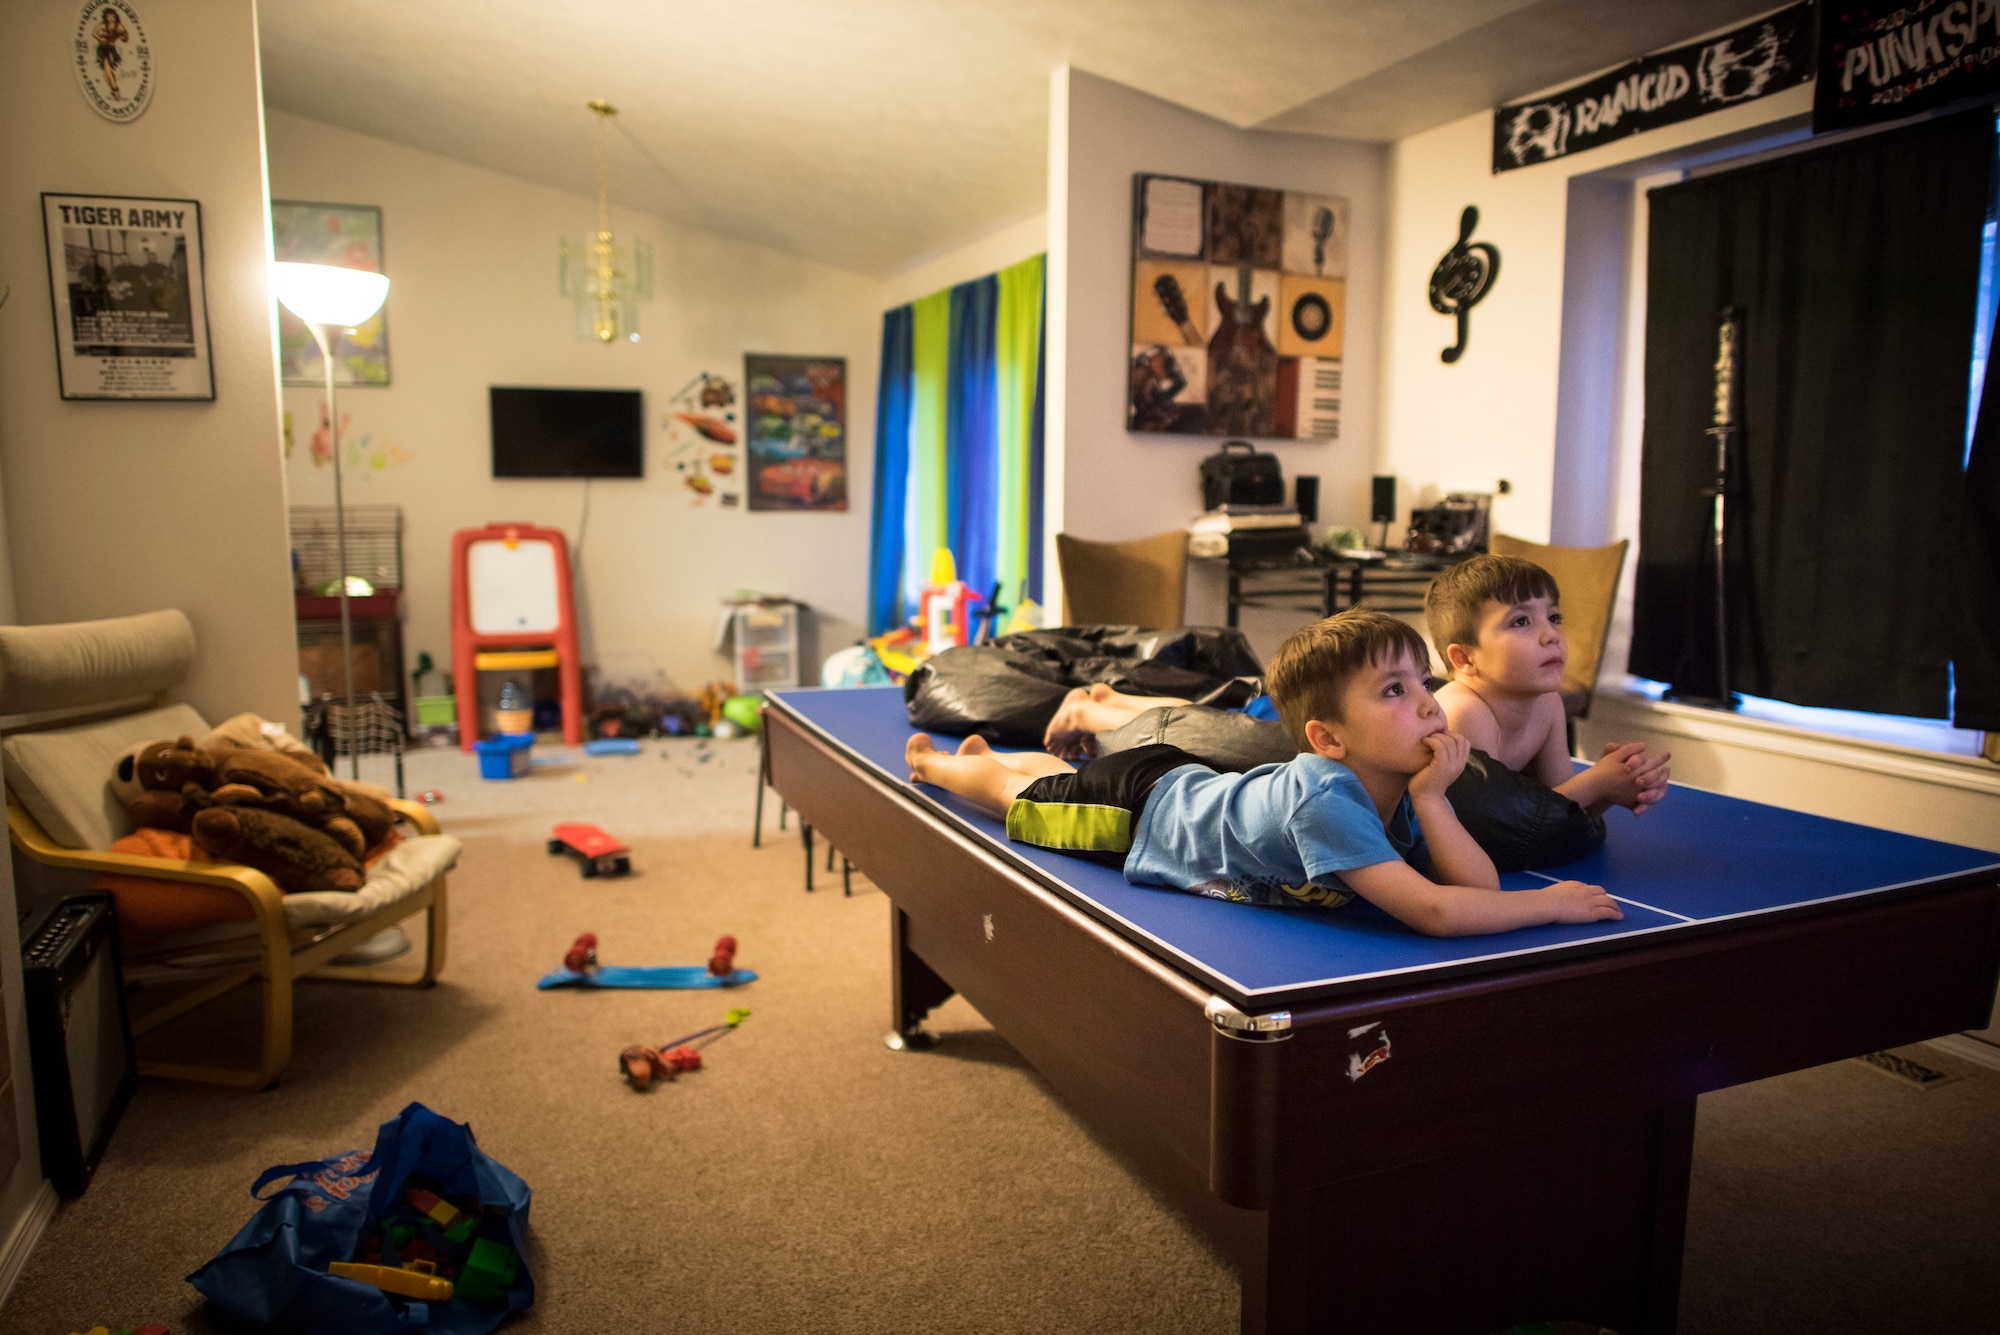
[455,1238,518,1303]
[405,1187,461,1228]
[329,1260,454,1302]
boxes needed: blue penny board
[537,966,757,990]
[770,687,2000,1006]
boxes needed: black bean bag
[903,625,1264,747]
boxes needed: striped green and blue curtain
[868,254,1046,634]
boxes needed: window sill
[1591,681,2000,799]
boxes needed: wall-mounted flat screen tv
[490,386,644,478]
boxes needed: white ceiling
[255,0,1783,277]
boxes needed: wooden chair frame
[7,793,448,1090]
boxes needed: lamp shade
[270,261,390,327]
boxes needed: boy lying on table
[906,609,1620,937]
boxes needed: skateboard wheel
[613,858,631,875]
[581,861,599,878]
[547,839,564,855]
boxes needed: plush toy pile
[108,714,398,895]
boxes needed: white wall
[266,111,882,695]
[1376,83,1816,544]
[0,0,295,1278]
[880,211,1047,311]
[1049,67,1387,647]
[0,0,298,725]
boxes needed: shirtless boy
[1424,555,1669,817]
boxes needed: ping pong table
[762,686,2000,1335]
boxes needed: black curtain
[1960,302,2000,730]
[1630,109,1995,721]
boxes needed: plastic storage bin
[475,732,534,780]
[732,604,799,691]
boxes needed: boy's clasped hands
[1406,723,1623,927]
[1577,740,1672,816]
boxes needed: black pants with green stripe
[1004,744,1203,867]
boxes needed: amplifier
[21,894,137,1198]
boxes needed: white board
[467,538,561,635]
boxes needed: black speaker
[1370,475,1397,523]
[1294,475,1319,525]
[21,894,137,1198]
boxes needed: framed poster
[744,354,847,511]
[271,200,390,386]
[42,192,212,400]
[1128,173,1347,441]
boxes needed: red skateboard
[548,822,631,878]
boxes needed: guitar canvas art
[1129,173,1347,440]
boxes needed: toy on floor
[537,933,755,990]
[620,1007,752,1090]
[329,1259,453,1301]
[618,1043,702,1091]
[547,821,630,877]
[346,1178,522,1307]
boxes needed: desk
[1196,547,1468,628]
[763,685,2000,1335]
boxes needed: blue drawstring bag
[188,1102,533,1334]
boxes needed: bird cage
[291,504,404,592]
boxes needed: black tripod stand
[1667,305,1743,710]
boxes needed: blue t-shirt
[1124,754,1427,908]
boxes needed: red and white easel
[450,522,584,749]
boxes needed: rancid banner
[1814,1,2000,131]
[1493,3,1816,173]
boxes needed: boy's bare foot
[906,733,937,783]
[958,734,992,756]
[1043,687,1100,760]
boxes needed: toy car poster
[743,354,846,511]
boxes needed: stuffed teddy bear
[190,804,365,893]
[111,737,374,893]
[198,713,398,852]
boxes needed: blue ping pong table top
[770,686,2000,1007]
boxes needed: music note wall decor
[1129,173,1349,440]
[1428,206,1500,364]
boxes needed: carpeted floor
[0,736,1994,1333]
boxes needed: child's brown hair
[1423,555,1560,666]
[1266,610,1432,751]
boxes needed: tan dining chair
[1055,531,1188,629]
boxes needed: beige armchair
[0,610,455,1089]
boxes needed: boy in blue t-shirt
[905,609,1621,937]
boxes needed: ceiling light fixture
[559,99,653,344]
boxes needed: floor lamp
[269,261,391,781]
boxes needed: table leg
[1236,1100,1694,1334]
[1227,568,1241,629]
[753,730,767,848]
[885,905,952,1051]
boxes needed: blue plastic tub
[475,731,534,780]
